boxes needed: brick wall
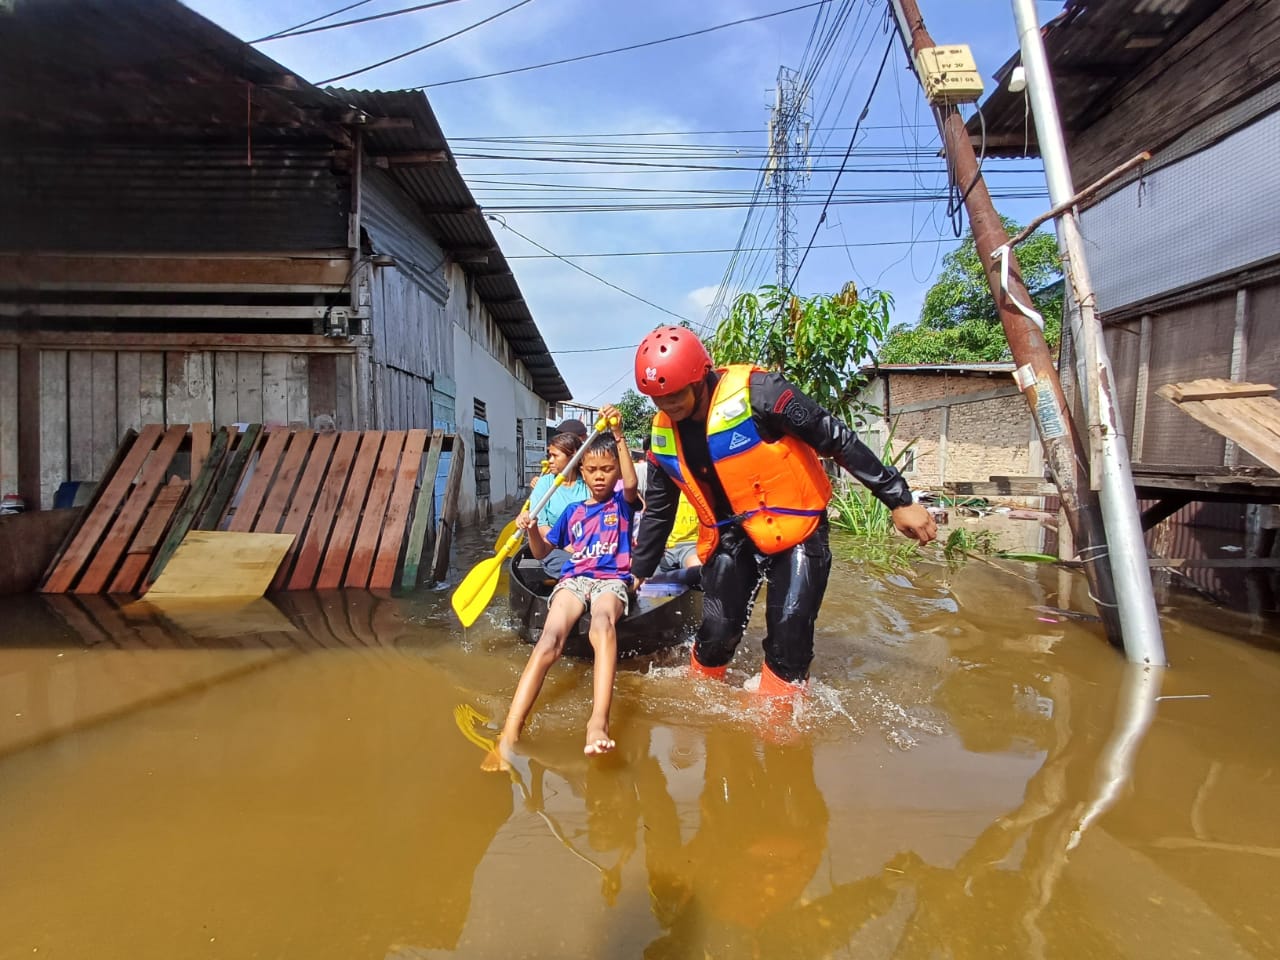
[884,373,1036,490]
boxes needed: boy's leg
[584,584,626,756]
[489,585,586,765]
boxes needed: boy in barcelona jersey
[485,403,639,768]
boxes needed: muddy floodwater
[1,527,1277,960]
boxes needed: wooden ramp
[40,425,468,595]
[1157,379,1280,473]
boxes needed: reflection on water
[0,527,1277,959]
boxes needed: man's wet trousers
[692,519,832,683]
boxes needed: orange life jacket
[649,365,831,559]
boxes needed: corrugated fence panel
[362,169,449,305]
[0,141,349,253]
[1080,110,1280,313]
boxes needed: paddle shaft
[503,418,609,553]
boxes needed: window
[472,398,490,500]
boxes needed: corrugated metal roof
[0,0,570,401]
[965,0,1224,158]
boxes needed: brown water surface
[1,528,1277,959]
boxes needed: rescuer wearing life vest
[629,325,937,697]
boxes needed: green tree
[708,281,891,427]
[615,388,656,448]
[877,220,1062,364]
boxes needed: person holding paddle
[523,429,590,577]
[485,404,639,766]
[630,326,937,701]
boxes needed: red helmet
[634,326,712,397]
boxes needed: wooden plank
[1160,385,1280,474]
[400,428,443,589]
[262,353,289,426]
[75,424,188,594]
[269,431,332,588]
[236,352,263,424]
[286,354,309,426]
[1165,379,1275,402]
[214,352,238,428]
[145,427,230,589]
[90,351,117,477]
[255,429,314,534]
[39,427,138,588]
[316,431,384,589]
[0,331,363,354]
[17,346,41,509]
[147,531,295,599]
[429,436,465,583]
[0,254,352,289]
[944,479,1059,497]
[0,348,16,497]
[68,350,94,482]
[227,427,290,532]
[139,352,164,426]
[109,478,188,594]
[39,350,68,510]
[345,431,406,588]
[116,351,141,436]
[371,429,428,589]
[287,431,360,590]
[189,422,212,481]
[41,423,163,593]
[307,354,336,428]
[196,423,263,529]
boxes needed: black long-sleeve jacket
[632,370,914,579]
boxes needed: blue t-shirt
[531,474,590,528]
[547,489,636,581]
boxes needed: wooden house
[971,0,1280,605]
[0,0,570,530]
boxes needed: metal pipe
[1011,0,1166,666]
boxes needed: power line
[487,217,692,325]
[255,0,469,42]
[503,238,954,259]
[793,33,895,282]
[414,0,830,88]
[319,0,534,85]
[251,0,377,43]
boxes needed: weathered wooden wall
[0,336,358,509]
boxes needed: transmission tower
[764,65,812,293]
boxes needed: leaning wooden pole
[887,0,1122,645]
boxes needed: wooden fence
[40,424,465,595]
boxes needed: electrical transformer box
[914,44,984,105]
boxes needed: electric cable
[255,0,470,42]
[251,0,377,43]
[412,0,830,88]
[319,0,534,85]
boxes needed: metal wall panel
[362,169,450,306]
[0,141,349,253]
[1080,109,1280,313]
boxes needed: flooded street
[1,527,1277,960]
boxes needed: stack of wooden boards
[1157,379,1280,473]
[40,423,466,595]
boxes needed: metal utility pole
[886,0,1124,647]
[1011,0,1164,665]
[765,66,811,292]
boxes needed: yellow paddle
[493,458,550,551]
[451,417,609,627]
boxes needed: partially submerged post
[1010,0,1166,666]
[887,0,1123,646]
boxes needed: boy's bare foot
[481,735,517,772]
[584,722,615,756]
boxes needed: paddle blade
[493,518,518,552]
[451,554,505,627]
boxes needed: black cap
[553,418,589,439]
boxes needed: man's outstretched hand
[891,503,938,546]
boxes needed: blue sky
[185,0,1057,405]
